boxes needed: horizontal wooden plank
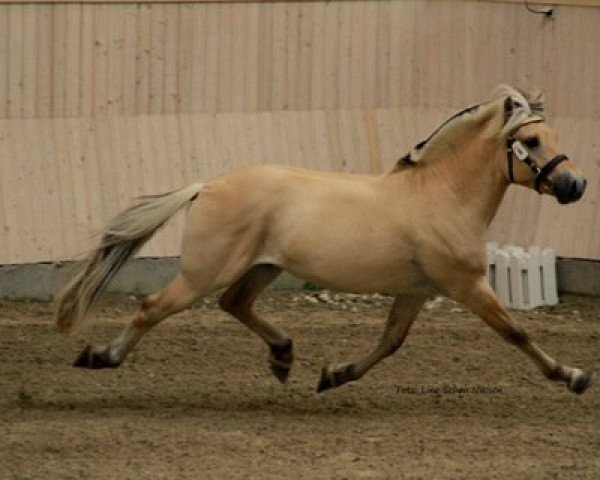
[483,0,600,7]
[0,1,597,8]
[0,0,600,7]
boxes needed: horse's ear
[504,96,516,122]
[528,90,545,115]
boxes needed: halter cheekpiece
[506,115,569,193]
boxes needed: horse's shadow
[7,385,519,420]
[10,393,365,417]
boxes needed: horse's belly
[271,249,437,296]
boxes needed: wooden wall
[0,0,599,264]
[0,1,598,119]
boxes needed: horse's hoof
[317,363,355,393]
[268,340,293,383]
[73,345,119,369]
[569,371,594,395]
[269,362,291,383]
[73,344,93,368]
[317,367,333,393]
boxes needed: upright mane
[494,84,545,136]
[389,85,545,173]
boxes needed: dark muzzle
[551,170,587,204]
[507,142,585,203]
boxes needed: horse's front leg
[446,275,594,394]
[317,295,427,392]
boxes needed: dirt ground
[1,291,599,480]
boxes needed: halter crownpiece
[518,113,545,126]
[506,114,569,193]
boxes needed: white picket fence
[486,242,558,310]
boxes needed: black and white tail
[54,183,203,332]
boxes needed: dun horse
[55,85,593,395]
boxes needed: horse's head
[502,93,586,204]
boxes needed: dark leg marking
[268,339,294,383]
[73,345,120,369]
[505,328,529,348]
[317,363,356,393]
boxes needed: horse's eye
[523,136,540,149]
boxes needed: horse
[54,85,593,395]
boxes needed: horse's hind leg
[74,274,202,369]
[218,264,294,382]
[317,295,427,392]
[448,275,594,394]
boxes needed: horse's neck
[428,137,509,229]
[390,101,509,229]
[396,101,502,170]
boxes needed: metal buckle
[512,140,529,161]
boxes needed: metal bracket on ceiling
[525,2,555,17]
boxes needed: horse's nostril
[569,177,586,202]
[571,181,578,197]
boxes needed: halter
[506,114,569,193]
